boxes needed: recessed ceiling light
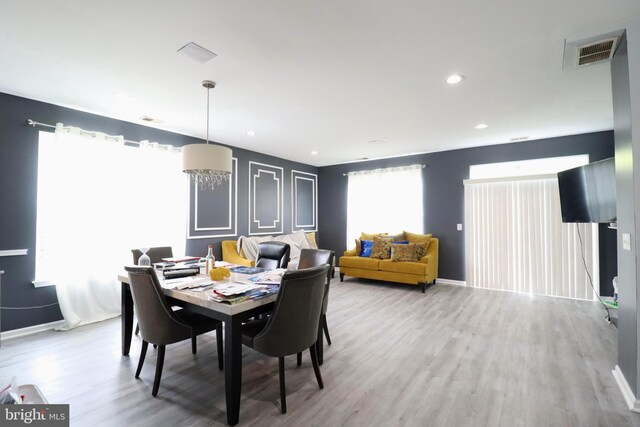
[311,151,318,155]
[246,130,256,136]
[475,123,488,129]
[446,74,464,84]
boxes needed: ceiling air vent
[563,30,624,71]
[577,37,618,67]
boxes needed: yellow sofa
[339,234,438,293]
[221,232,319,267]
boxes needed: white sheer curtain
[36,126,188,329]
[346,164,423,247]
[464,175,598,300]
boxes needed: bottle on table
[205,244,215,274]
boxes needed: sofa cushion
[391,243,419,262]
[340,256,380,270]
[371,236,393,259]
[405,231,432,244]
[360,240,374,257]
[379,259,427,275]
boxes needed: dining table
[118,268,278,426]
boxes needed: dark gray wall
[318,132,616,285]
[0,92,317,332]
[611,20,640,400]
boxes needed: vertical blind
[464,175,598,300]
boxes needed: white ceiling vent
[563,29,624,71]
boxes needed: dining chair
[124,266,223,397]
[131,246,175,336]
[296,248,335,366]
[131,246,174,265]
[241,264,330,414]
[255,241,291,269]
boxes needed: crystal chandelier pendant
[182,80,233,190]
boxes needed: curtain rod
[26,119,148,147]
[342,164,426,176]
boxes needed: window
[346,164,423,248]
[35,126,188,328]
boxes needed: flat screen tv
[557,157,616,223]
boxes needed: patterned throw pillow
[360,240,374,257]
[370,236,394,259]
[391,243,419,262]
[415,241,430,259]
[388,232,407,242]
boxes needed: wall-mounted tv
[557,157,616,223]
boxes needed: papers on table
[212,282,266,297]
[162,277,214,291]
[248,268,286,284]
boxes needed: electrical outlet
[623,233,631,251]
[457,223,463,231]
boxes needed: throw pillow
[370,236,394,259]
[360,240,374,257]
[388,232,407,242]
[391,243,419,262]
[415,241,430,259]
[355,239,361,255]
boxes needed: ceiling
[1,1,639,167]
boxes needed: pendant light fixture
[182,80,232,189]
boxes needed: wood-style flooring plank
[1,278,638,427]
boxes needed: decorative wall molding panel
[249,161,283,235]
[291,170,317,232]
[188,158,238,239]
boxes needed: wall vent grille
[577,37,618,66]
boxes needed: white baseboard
[436,278,466,286]
[1,320,66,341]
[613,365,640,412]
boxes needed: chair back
[253,264,330,357]
[124,266,191,346]
[255,241,291,269]
[298,249,335,314]
[131,246,173,265]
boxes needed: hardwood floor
[1,279,637,427]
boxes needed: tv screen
[557,157,616,223]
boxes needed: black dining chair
[131,246,174,265]
[241,264,330,414]
[124,266,223,397]
[131,246,175,336]
[296,248,335,366]
[255,241,291,269]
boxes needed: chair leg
[216,323,224,371]
[135,323,140,336]
[322,315,332,345]
[135,340,148,378]
[152,345,166,397]
[192,334,197,355]
[309,344,324,389]
[279,356,287,414]
[297,352,302,367]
